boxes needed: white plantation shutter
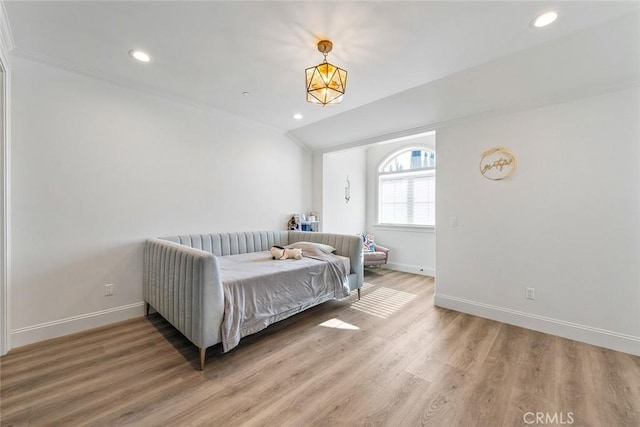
[379,177,408,223]
[412,173,436,225]
[378,149,435,226]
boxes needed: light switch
[449,216,458,227]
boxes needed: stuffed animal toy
[270,245,303,260]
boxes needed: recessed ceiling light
[129,50,152,63]
[293,113,303,120]
[532,11,558,28]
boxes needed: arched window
[378,148,435,226]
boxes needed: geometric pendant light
[305,40,347,105]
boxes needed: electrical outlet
[105,284,114,296]
[525,287,535,300]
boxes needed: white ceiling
[4,1,640,149]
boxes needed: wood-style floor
[1,270,639,426]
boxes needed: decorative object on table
[345,175,351,204]
[289,213,317,232]
[305,39,347,106]
[304,211,319,232]
[480,147,517,180]
[287,216,298,230]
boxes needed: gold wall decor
[480,147,517,180]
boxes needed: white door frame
[0,0,12,356]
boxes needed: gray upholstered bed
[143,231,364,369]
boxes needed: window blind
[379,170,435,225]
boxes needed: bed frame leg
[145,302,150,317]
[357,288,361,301]
[199,347,206,371]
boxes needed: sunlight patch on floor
[318,318,360,330]
[351,287,416,319]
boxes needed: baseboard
[434,294,640,356]
[10,302,145,349]
[383,262,435,277]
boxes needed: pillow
[360,233,376,252]
[294,241,337,254]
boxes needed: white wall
[366,133,436,276]
[435,87,640,355]
[321,148,366,234]
[10,56,311,347]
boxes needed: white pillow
[295,241,337,254]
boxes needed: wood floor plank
[1,270,638,426]
[397,362,473,426]
[585,344,640,426]
[514,330,557,400]
[453,351,521,426]
[555,337,605,426]
[501,387,558,427]
[235,335,390,427]
[356,371,429,427]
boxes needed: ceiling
[4,1,640,149]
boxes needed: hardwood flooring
[1,270,639,426]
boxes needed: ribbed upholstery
[144,230,363,362]
[163,231,290,256]
[144,238,224,349]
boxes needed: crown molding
[10,46,289,137]
[0,2,14,58]
[283,132,311,153]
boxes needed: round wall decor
[480,147,517,180]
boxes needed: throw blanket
[218,244,350,352]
